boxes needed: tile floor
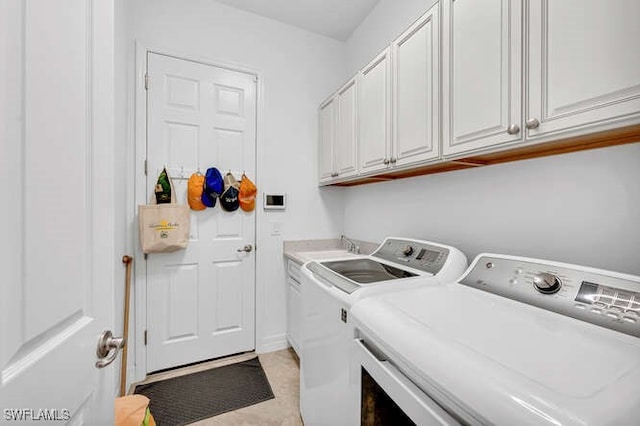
[133,348,303,425]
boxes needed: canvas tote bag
[138,173,190,254]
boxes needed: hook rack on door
[156,165,249,181]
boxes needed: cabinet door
[442,0,523,157]
[359,48,392,174]
[392,3,440,167]
[527,0,640,139]
[318,97,336,183]
[335,79,358,178]
[287,278,301,354]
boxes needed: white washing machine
[299,237,468,426]
[350,254,640,425]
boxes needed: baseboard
[256,333,289,354]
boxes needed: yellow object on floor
[115,395,156,426]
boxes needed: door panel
[318,98,336,183]
[527,0,640,138]
[393,4,440,166]
[443,0,522,156]
[359,49,392,173]
[1,0,114,422]
[146,53,256,372]
[335,79,358,178]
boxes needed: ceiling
[214,0,380,41]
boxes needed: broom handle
[120,255,133,396]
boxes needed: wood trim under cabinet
[331,124,640,186]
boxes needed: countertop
[283,238,378,265]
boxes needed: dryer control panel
[371,238,450,275]
[459,255,640,338]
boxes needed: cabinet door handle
[383,158,390,165]
[526,118,540,129]
[390,157,397,164]
[507,124,520,135]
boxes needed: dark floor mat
[134,357,275,425]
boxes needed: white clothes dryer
[351,254,640,425]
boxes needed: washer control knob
[533,272,562,294]
[402,246,414,256]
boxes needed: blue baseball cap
[201,167,223,208]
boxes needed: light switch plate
[270,221,283,236]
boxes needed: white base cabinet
[286,260,302,355]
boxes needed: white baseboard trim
[256,333,289,354]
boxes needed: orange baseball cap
[239,174,257,212]
[187,173,206,210]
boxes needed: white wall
[122,0,346,375]
[342,0,640,275]
[343,144,640,275]
[346,0,436,75]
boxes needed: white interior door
[1,0,115,423]
[145,53,257,373]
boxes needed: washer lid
[351,285,640,425]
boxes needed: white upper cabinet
[318,77,358,184]
[527,0,640,139]
[392,3,441,167]
[442,0,523,157]
[443,0,640,158]
[319,0,640,184]
[318,97,336,183]
[335,79,358,178]
[358,48,392,174]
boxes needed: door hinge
[144,330,148,346]
[144,159,148,176]
[144,73,150,90]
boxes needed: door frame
[132,42,262,382]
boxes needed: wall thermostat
[263,193,286,210]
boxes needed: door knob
[95,330,125,369]
[237,244,253,253]
[383,158,390,165]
